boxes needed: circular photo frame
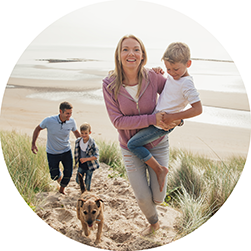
[1,1,251,251]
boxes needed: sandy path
[36,163,181,250]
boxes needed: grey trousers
[121,135,169,225]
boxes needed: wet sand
[1,76,250,160]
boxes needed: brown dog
[76,173,104,244]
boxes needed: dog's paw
[94,238,101,245]
[82,230,90,237]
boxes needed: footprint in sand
[55,208,74,222]
[110,232,132,243]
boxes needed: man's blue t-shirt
[40,115,77,154]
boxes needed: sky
[30,0,231,60]
[1,1,251,251]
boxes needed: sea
[8,45,251,130]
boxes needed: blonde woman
[102,35,179,235]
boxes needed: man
[31,101,81,194]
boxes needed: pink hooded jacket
[102,69,167,150]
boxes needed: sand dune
[36,164,181,249]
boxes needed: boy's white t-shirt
[155,75,200,113]
[79,138,89,152]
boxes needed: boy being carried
[127,42,202,192]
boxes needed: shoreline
[199,90,250,111]
[1,77,250,160]
[7,77,250,112]
[7,76,103,92]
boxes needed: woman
[102,35,179,235]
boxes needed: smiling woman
[109,35,148,100]
[103,34,178,236]
[120,38,144,75]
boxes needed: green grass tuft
[96,139,126,178]
[0,130,55,209]
[167,149,245,238]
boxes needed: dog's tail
[78,173,87,194]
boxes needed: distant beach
[1,75,250,161]
[0,45,250,160]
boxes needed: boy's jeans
[127,125,174,162]
[76,167,94,191]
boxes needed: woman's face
[120,38,144,72]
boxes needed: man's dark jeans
[47,150,73,187]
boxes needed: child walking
[127,42,202,192]
[74,122,99,191]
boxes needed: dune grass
[167,149,245,238]
[97,139,126,178]
[0,130,246,239]
[0,130,54,210]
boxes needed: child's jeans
[76,166,94,191]
[127,125,174,162]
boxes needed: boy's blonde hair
[80,122,91,132]
[162,42,190,64]
[108,34,148,100]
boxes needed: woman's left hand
[152,67,165,75]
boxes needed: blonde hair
[80,122,91,132]
[162,42,190,64]
[108,34,148,100]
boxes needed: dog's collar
[96,219,101,222]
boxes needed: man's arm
[73,129,81,139]
[31,125,43,154]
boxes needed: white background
[1,0,250,250]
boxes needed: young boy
[127,42,202,192]
[74,122,99,191]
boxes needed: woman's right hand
[156,112,180,131]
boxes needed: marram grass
[168,149,245,239]
[96,139,126,178]
[0,130,55,209]
[0,130,246,240]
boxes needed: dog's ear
[77,199,86,219]
[95,199,104,208]
[77,198,86,208]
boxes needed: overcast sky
[31,0,231,60]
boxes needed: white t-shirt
[79,138,89,158]
[125,84,139,102]
[80,138,89,152]
[155,75,200,114]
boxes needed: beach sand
[36,163,181,250]
[1,76,250,160]
[0,75,250,249]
